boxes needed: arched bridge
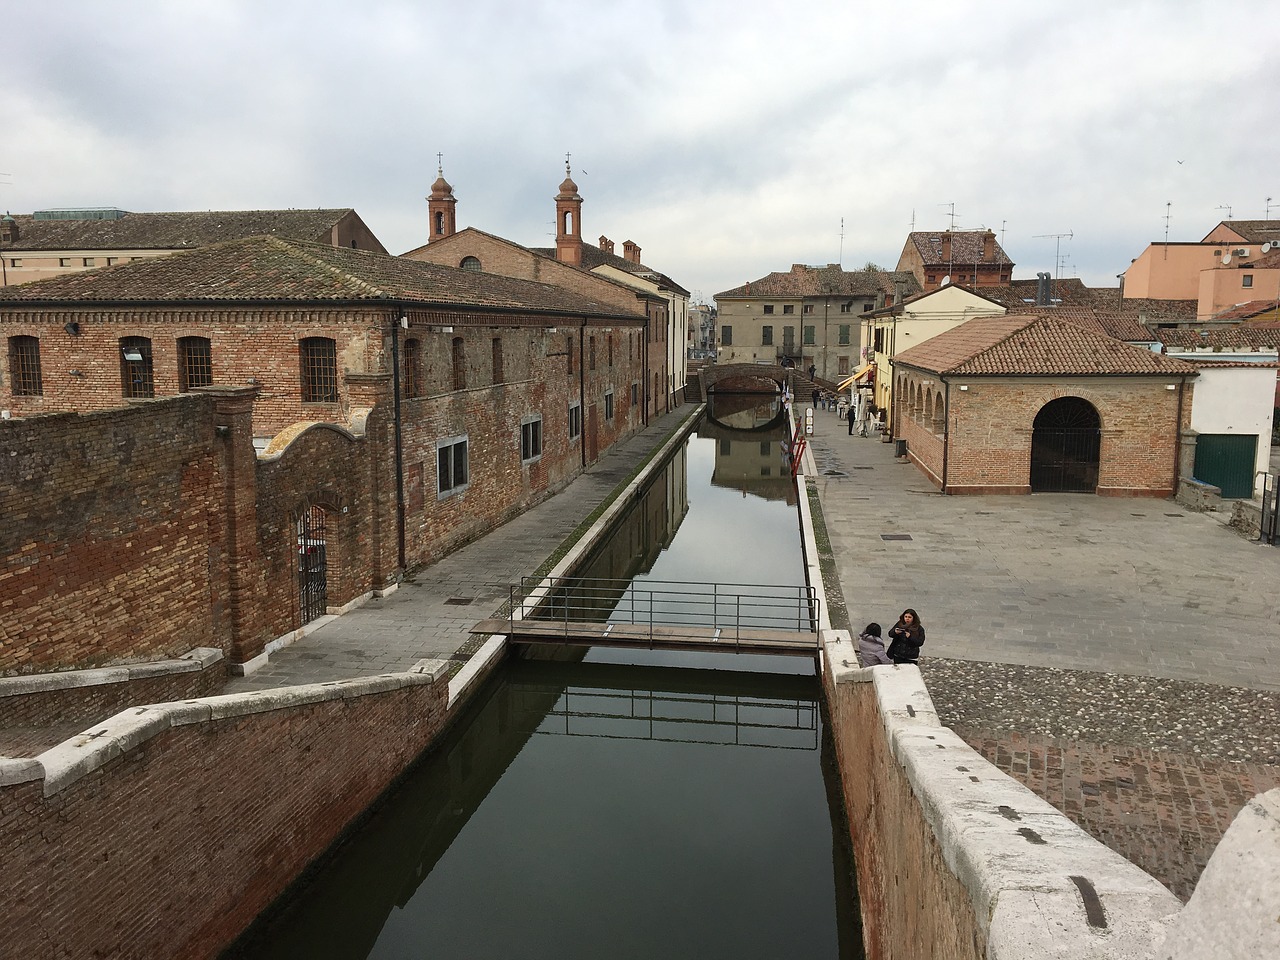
[699,362,790,395]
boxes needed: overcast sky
[3,1,1277,304]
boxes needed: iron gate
[297,505,328,625]
[1261,473,1280,545]
[1030,398,1101,493]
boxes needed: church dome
[430,175,453,198]
[558,175,579,197]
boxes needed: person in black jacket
[886,608,925,664]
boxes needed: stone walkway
[224,406,698,692]
[803,415,1280,900]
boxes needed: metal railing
[507,576,819,650]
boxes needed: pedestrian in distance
[858,623,893,666]
[808,363,817,382]
[846,403,857,435]
[886,608,925,664]
[811,388,820,408]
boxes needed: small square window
[1243,274,1254,288]
[803,304,814,314]
[763,305,774,315]
[9,258,21,268]
[59,258,72,267]
[83,257,95,267]
[782,304,794,315]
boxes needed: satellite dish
[1263,242,1273,253]
[940,275,951,286]
[1222,254,1232,265]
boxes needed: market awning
[836,363,875,391]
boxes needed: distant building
[713,264,920,381]
[895,229,1014,292]
[0,207,386,287]
[404,166,689,413]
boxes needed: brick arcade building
[890,314,1197,496]
[0,236,650,675]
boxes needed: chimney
[1036,271,1051,306]
[599,235,614,254]
[940,231,952,263]
[0,213,17,243]
[982,230,995,261]
[622,240,641,264]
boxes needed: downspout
[941,378,950,494]
[388,309,406,573]
[580,321,587,468]
[888,312,898,437]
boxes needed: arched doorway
[1030,397,1101,492]
[297,505,329,624]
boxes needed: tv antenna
[1033,230,1074,281]
[1161,202,1172,259]
[1000,220,1007,248]
[1216,203,1233,220]
[839,217,845,268]
[1267,197,1275,220]
[939,202,958,231]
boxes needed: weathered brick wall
[894,376,1190,495]
[824,670,987,960]
[0,397,229,674]
[0,674,449,960]
[0,659,226,730]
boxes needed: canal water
[229,396,863,959]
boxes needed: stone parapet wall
[821,635,1182,959]
[0,661,451,960]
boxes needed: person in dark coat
[846,403,857,435]
[808,363,817,381]
[886,608,925,664]
[811,389,820,407]
[857,623,892,666]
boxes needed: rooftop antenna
[910,208,916,232]
[940,201,958,231]
[1032,230,1074,286]
[839,217,845,268]
[1162,202,1172,260]
[938,202,958,279]
[1267,197,1275,220]
[1000,219,1007,248]
[1216,203,1232,220]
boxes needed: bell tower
[427,157,457,243]
[555,157,583,266]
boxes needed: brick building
[403,165,689,413]
[1,237,649,674]
[0,207,385,288]
[890,314,1197,496]
[895,229,1014,292]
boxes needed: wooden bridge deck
[469,618,819,656]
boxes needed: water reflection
[229,660,860,960]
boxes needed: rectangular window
[568,402,582,441]
[9,258,21,268]
[8,336,43,396]
[106,257,118,265]
[838,324,851,345]
[840,302,851,313]
[763,305,774,315]
[120,336,154,398]
[803,325,815,345]
[59,258,71,267]
[82,257,95,267]
[803,304,814,314]
[631,381,638,405]
[838,356,849,376]
[873,328,885,353]
[589,336,597,370]
[604,389,614,420]
[761,325,773,346]
[300,337,338,402]
[720,325,732,346]
[608,334,613,367]
[437,436,469,497]
[1243,274,1254,288]
[521,416,543,462]
[782,304,794,315]
[567,334,575,374]
[862,303,873,312]
[404,338,422,397]
[451,336,466,391]
[492,337,504,384]
[760,440,771,456]
[177,336,212,392]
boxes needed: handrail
[507,576,820,648]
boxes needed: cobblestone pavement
[804,416,1280,898]
[224,406,697,693]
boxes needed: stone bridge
[697,362,790,395]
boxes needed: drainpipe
[580,321,588,468]
[388,309,407,572]
[941,378,950,493]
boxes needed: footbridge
[471,577,820,656]
[698,362,791,395]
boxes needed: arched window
[435,211,446,235]
[452,336,466,391]
[460,256,482,271]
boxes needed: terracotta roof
[978,278,1197,321]
[906,231,1013,267]
[528,243,691,297]
[0,208,378,252]
[715,264,921,300]
[1203,220,1280,245]
[1156,325,1280,350]
[1004,305,1154,343]
[893,314,1198,377]
[1215,300,1280,322]
[0,235,646,319]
